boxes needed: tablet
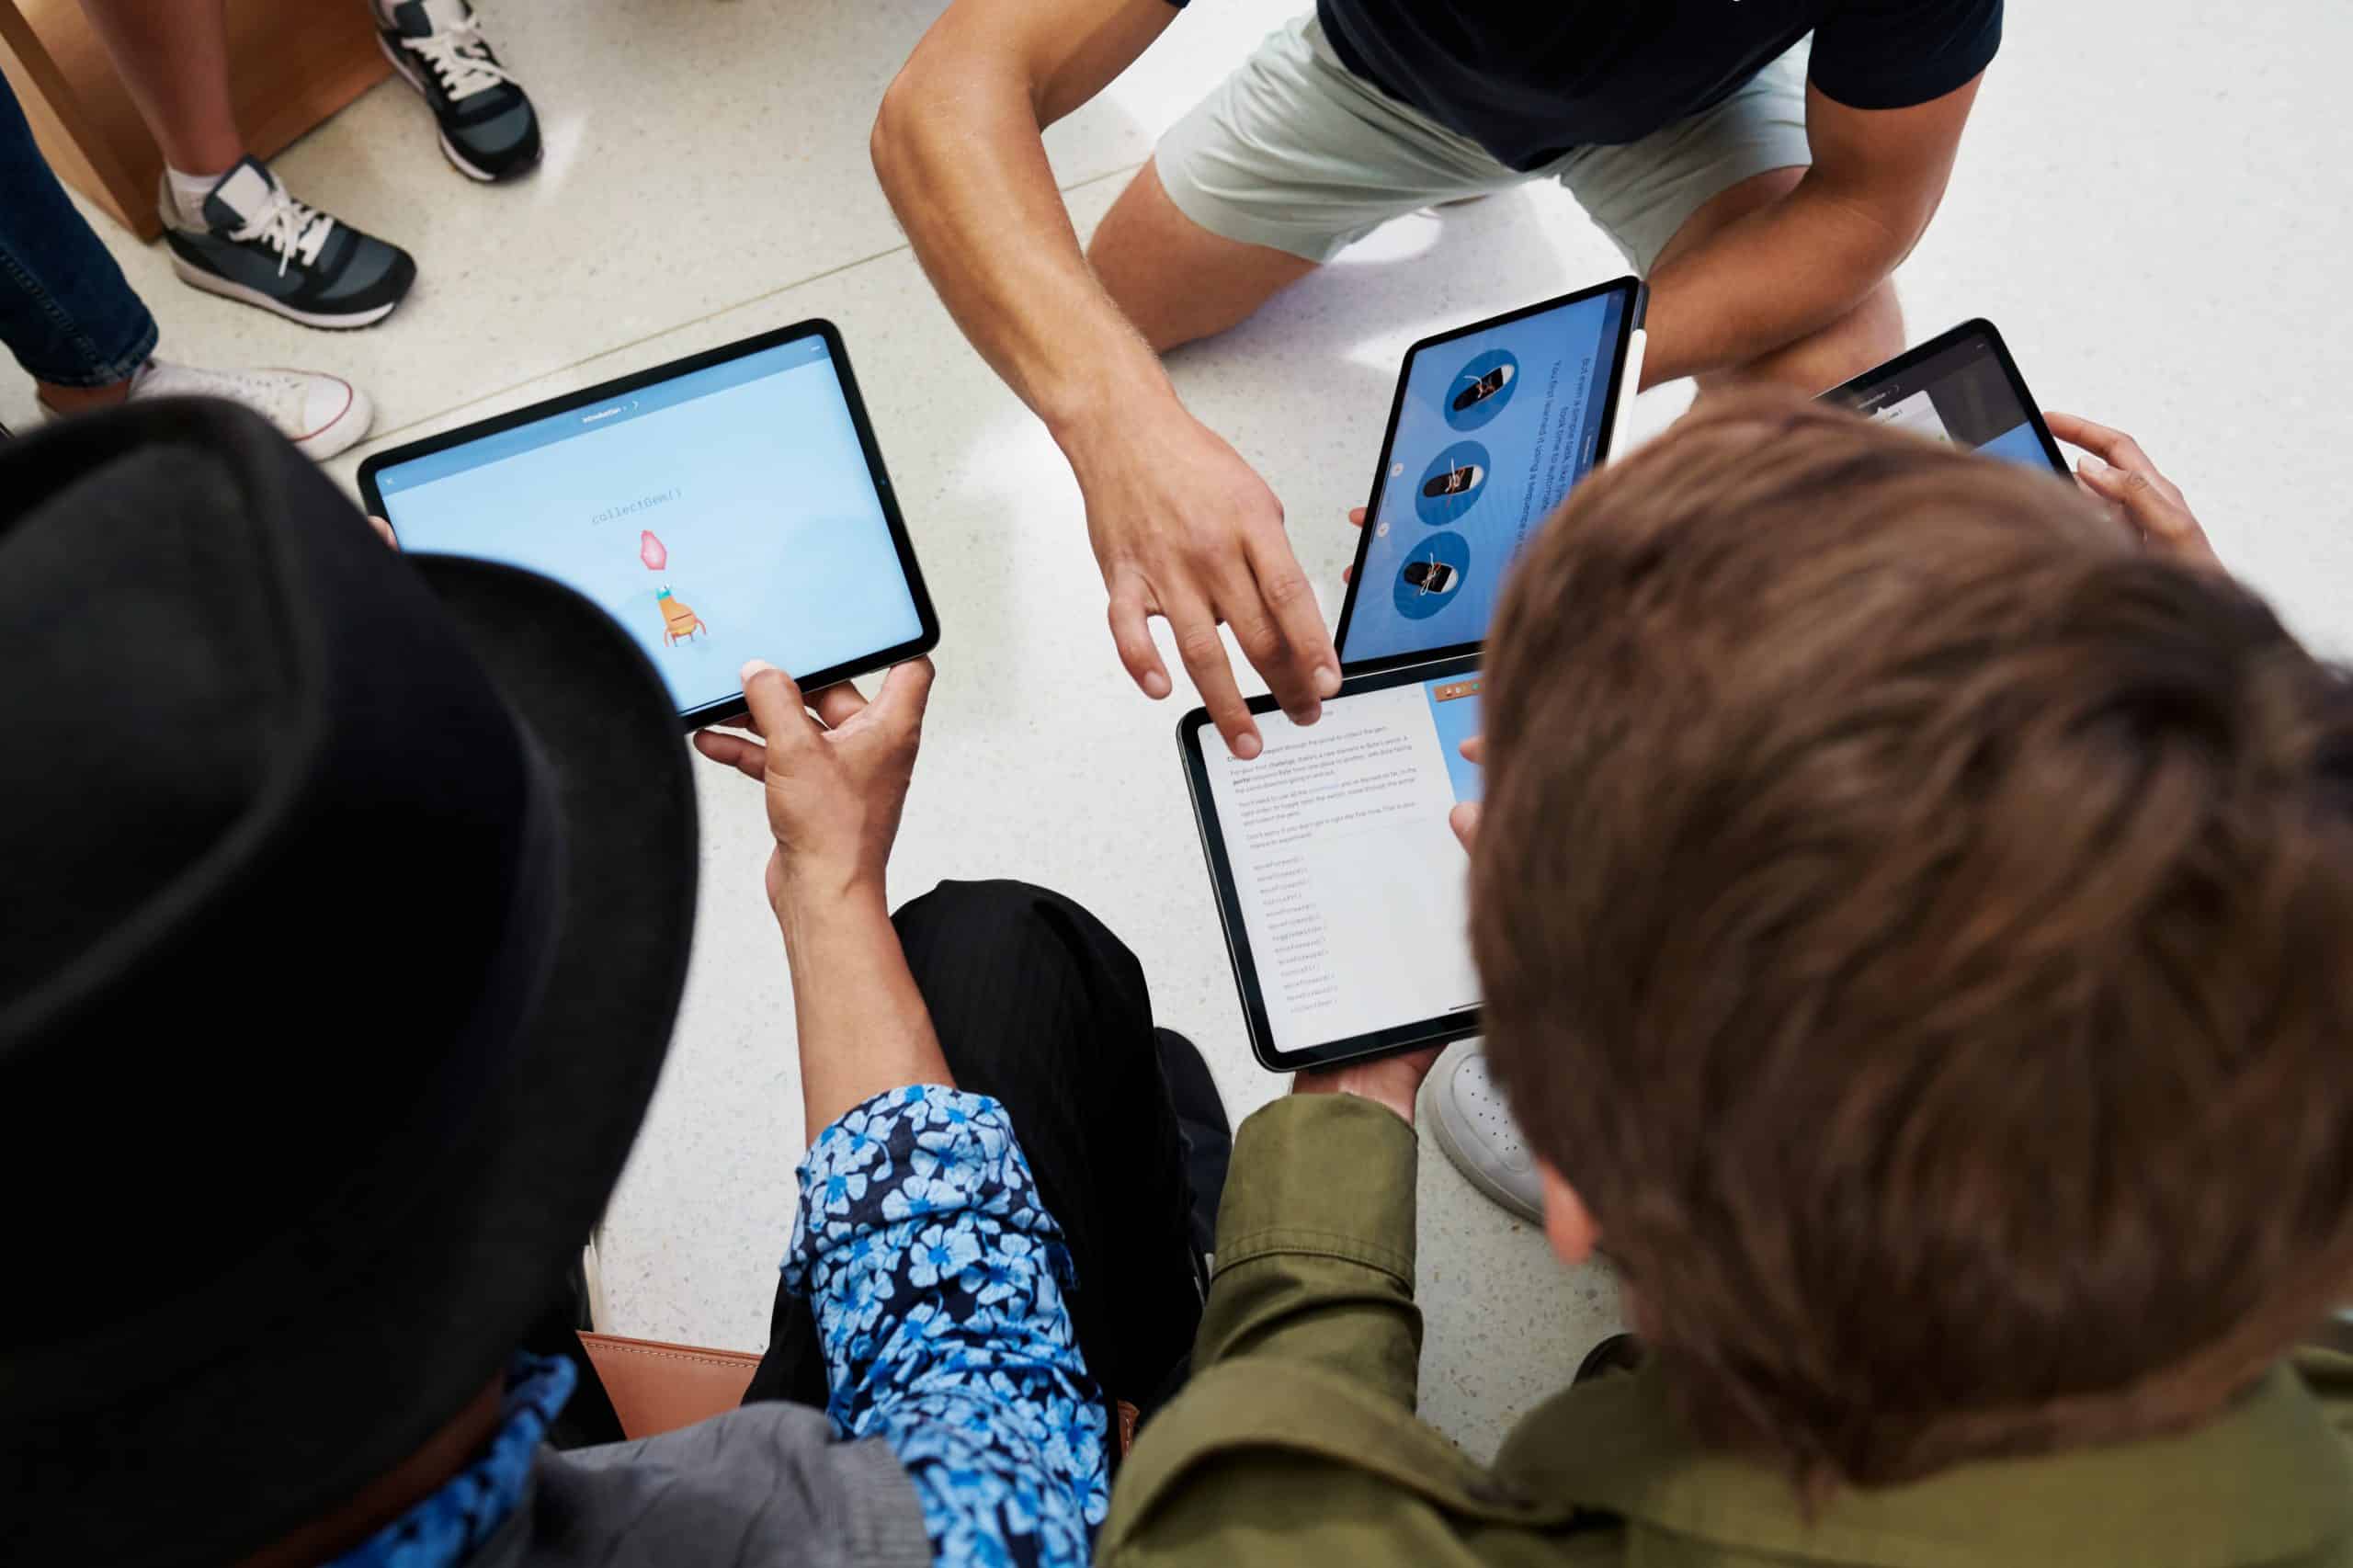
[1822,319,2068,476]
[1181,654,1485,1072]
[1332,278,1646,674]
[359,321,939,726]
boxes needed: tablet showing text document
[1334,278,1643,672]
[1181,655,1486,1071]
[360,321,938,726]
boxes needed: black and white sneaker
[377,0,541,183]
[159,158,415,330]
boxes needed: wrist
[1293,1068,1418,1126]
[1041,354,1185,460]
[772,863,890,938]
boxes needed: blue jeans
[0,73,158,389]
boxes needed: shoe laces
[233,185,335,276]
[403,16,512,101]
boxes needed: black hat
[0,402,698,1564]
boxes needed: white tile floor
[17,0,2352,1463]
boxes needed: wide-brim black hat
[0,401,697,1563]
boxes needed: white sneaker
[46,359,374,461]
[1422,1044,1544,1222]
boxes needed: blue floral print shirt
[784,1085,1109,1568]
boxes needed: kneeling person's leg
[1093,14,1522,351]
[1557,46,1904,393]
[889,880,1204,1405]
[747,881,1210,1415]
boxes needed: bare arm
[873,0,1340,759]
[872,0,1176,433]
[693,661,954,1139]
[1643,74,1984,386]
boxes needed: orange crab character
[655,586,707,645]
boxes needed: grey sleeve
[497,1403,931,1568]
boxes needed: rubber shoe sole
[169,256,403,330]
[379,33,541,184]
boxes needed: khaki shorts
[1155,14,1813,272]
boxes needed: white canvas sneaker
[51,359,377,462]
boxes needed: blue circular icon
[1415,440,1492,526]
[1443,349,1520,430]
[1393,530,1471,620]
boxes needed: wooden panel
[0,0,147,233]
[0,0,391,243]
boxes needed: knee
[892,879,1124,988]
[1710,281,1904,396]
[893,879,1058,950]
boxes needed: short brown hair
[1473,394,2353,1486]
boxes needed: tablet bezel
[1331,277,1644,676]
[1178,653,1486,1074]
[358,318,941,730]
[1820,317,2070,476]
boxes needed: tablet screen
[368,332,929,719]
[1825,322,2067,475]
[1336,285,1633,668]
[1188,658,1485,1066]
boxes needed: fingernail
[2077,455,2109,476]
[1144,671,1172,699]
[1316,665,1342,698]
[1234,732,1263,760]
[1291,702,1322,726]
[741,658,776,683]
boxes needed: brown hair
[1472,393,2353,1486]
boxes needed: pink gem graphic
[639,530,667,572]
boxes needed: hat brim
[171,557,699,1564]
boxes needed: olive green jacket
[1101,1095,2353,1568]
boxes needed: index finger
[809,680,869,731]
[867,656,937,733]
[1245,529,1341,710]
[2043,413,2157,477]
[1167,595,1262,760]
[1459,734,1484,766]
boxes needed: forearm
[871,49,1174,443]
[775,881,953,1140]
[1194,1095,1425,1410]
[787,1088,1107,1565]
[1643,175,1924,386]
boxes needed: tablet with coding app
[1180,654,1486,1071]
[360,320,938,728]
[1333,278,1645,674]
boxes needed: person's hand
[368,515,396,547]
[1294,1048,1441,1124]
[1449,735,1483,850]
[2042,413,2220,570]
[1065,406,1338,758]
[692,657,935,909]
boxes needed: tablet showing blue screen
[1333,279,1642,671]
[360,322,938,725]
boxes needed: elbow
[870,66,924,200]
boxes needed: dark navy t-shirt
[1300,0,2002,171]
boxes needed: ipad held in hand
[1333,278,1646,674]
[359,321,939,727]
[1180,655,1485,1072]
[1821,319,2069,476]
